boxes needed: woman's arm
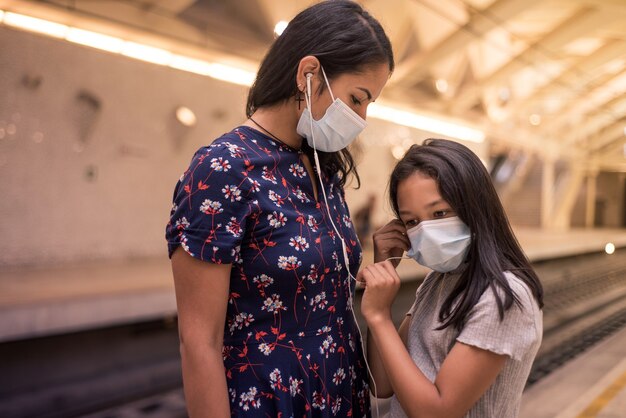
[360,261,507,418]
[171,248,232,418]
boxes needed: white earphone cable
[304,71,380,418]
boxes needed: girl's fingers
[360,266,383,285]
[361,262,402,288]
[377,235,410,250]
[380,260,401,280]
[376,219,408,234]
[371,262,392,281]
[375,230,411,246]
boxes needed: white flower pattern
[165,128,368,416]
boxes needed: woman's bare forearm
[180,342,230,418]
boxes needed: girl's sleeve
[165,144,253,264]
[456,274,542,361]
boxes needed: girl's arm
[360,261,507,418]
[364,219,412,396]
[366,314,411,398]
[171,248,232,418]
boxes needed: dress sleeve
[165,143,253,264]
[456,273,541,361]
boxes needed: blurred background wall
[0,25,488,268]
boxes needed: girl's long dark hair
[246,0,394,188]
[389,139,544,330]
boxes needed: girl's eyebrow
[400,199,446,215]
[399,199,446,216]
[425,199,446,208]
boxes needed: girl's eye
[351,95,362,105]
[405,219,419,227]
[433,210,449,218]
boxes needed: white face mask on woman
[406,216,471,273]
[297,66,367,153]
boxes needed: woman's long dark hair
[389,139,544,330]
[246,0,394,188]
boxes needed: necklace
[249,116,302,152]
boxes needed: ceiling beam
[145,0,197,14]
[504,39,626,120]
[450,7,609,114]
[390,0,542,87]
[586,94,626,121]
[589,119,626,154]
[0,0,217,47]
[360,0,417,64]
[595,139,625,160]
[0,0,261,69]
[572,0,626,14]
[542,71,626,136]
[561,101,626,147]
[485,122,582,161]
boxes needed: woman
[359,139,543,417]
[165,1,394,416]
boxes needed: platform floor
[1,226,625,342]
[79,318,626,418]
[520,323,626,418]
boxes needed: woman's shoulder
[187,127,265,171]
[195,127,250,155]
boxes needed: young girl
[358,139,543,418]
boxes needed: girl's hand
[372,219,410,266]
[358,261,401,325]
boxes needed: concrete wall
[0,26,486,268]
[595,172,626,228]
[569,172,625,228]
[0,27,248,267]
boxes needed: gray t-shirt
[389,270,543,418]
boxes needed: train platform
[1,226,625,343]
[520,321,626,418]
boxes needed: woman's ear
[296,55,320,92]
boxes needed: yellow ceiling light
[170,55,213,76]
[0,9,486,140]
[169,56,255,86]
[368,103,485,143]
[204,63,256,86]
[605,242,615,255]
[529,114,542,126]
[4,12,68,38]
[391,145,406,160]
[121,41,172,65]
[435,78,448,93]
[66,28,124,53]
[175,106,197,127]
[274,20,288,37]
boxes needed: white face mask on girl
[296,67,367,153]
[406,216,471,273]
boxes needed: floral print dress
[166,126,369,417]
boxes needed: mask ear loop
[305,70,381,418]
[320,66,335,101]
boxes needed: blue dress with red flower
[166,126,369,417]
